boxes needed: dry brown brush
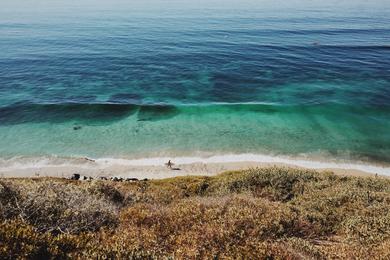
[1,167,390,259]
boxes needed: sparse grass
[1,167,390,259]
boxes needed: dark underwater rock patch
[137,105,179,121]
[0,103,138,125]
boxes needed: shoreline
[1,153,389,179]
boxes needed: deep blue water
[0,0,389,162]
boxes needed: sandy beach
[1,154,389,179]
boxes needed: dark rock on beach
[126,178,139,182]
[111,177,124,182]
[70,173,80,180]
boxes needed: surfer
[166,160,173,169]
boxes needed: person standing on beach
[166,160,173,169]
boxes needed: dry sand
[0,156,386,179]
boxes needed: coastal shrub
[0,220,50,259]
[114,195,305,258]
[87,181,125,205]
[0,181,21,219]
[140,176,212,204]
[282,237,389,259]
[0,179,118,234]
[341,203,390,244]
[2,167,390,258]
[0,219,93,259]
[291,175,390,237]
[210,167,320,201]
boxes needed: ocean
[0,0,390,167]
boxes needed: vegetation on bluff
[1,167,390,259]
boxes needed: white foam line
[1,153,390,176]
[95,153,390,176]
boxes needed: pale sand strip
[1,154,389,179]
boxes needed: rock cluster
[69,173,147,182]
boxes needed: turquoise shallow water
[0,103,389,163]
[0,0,390,163]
